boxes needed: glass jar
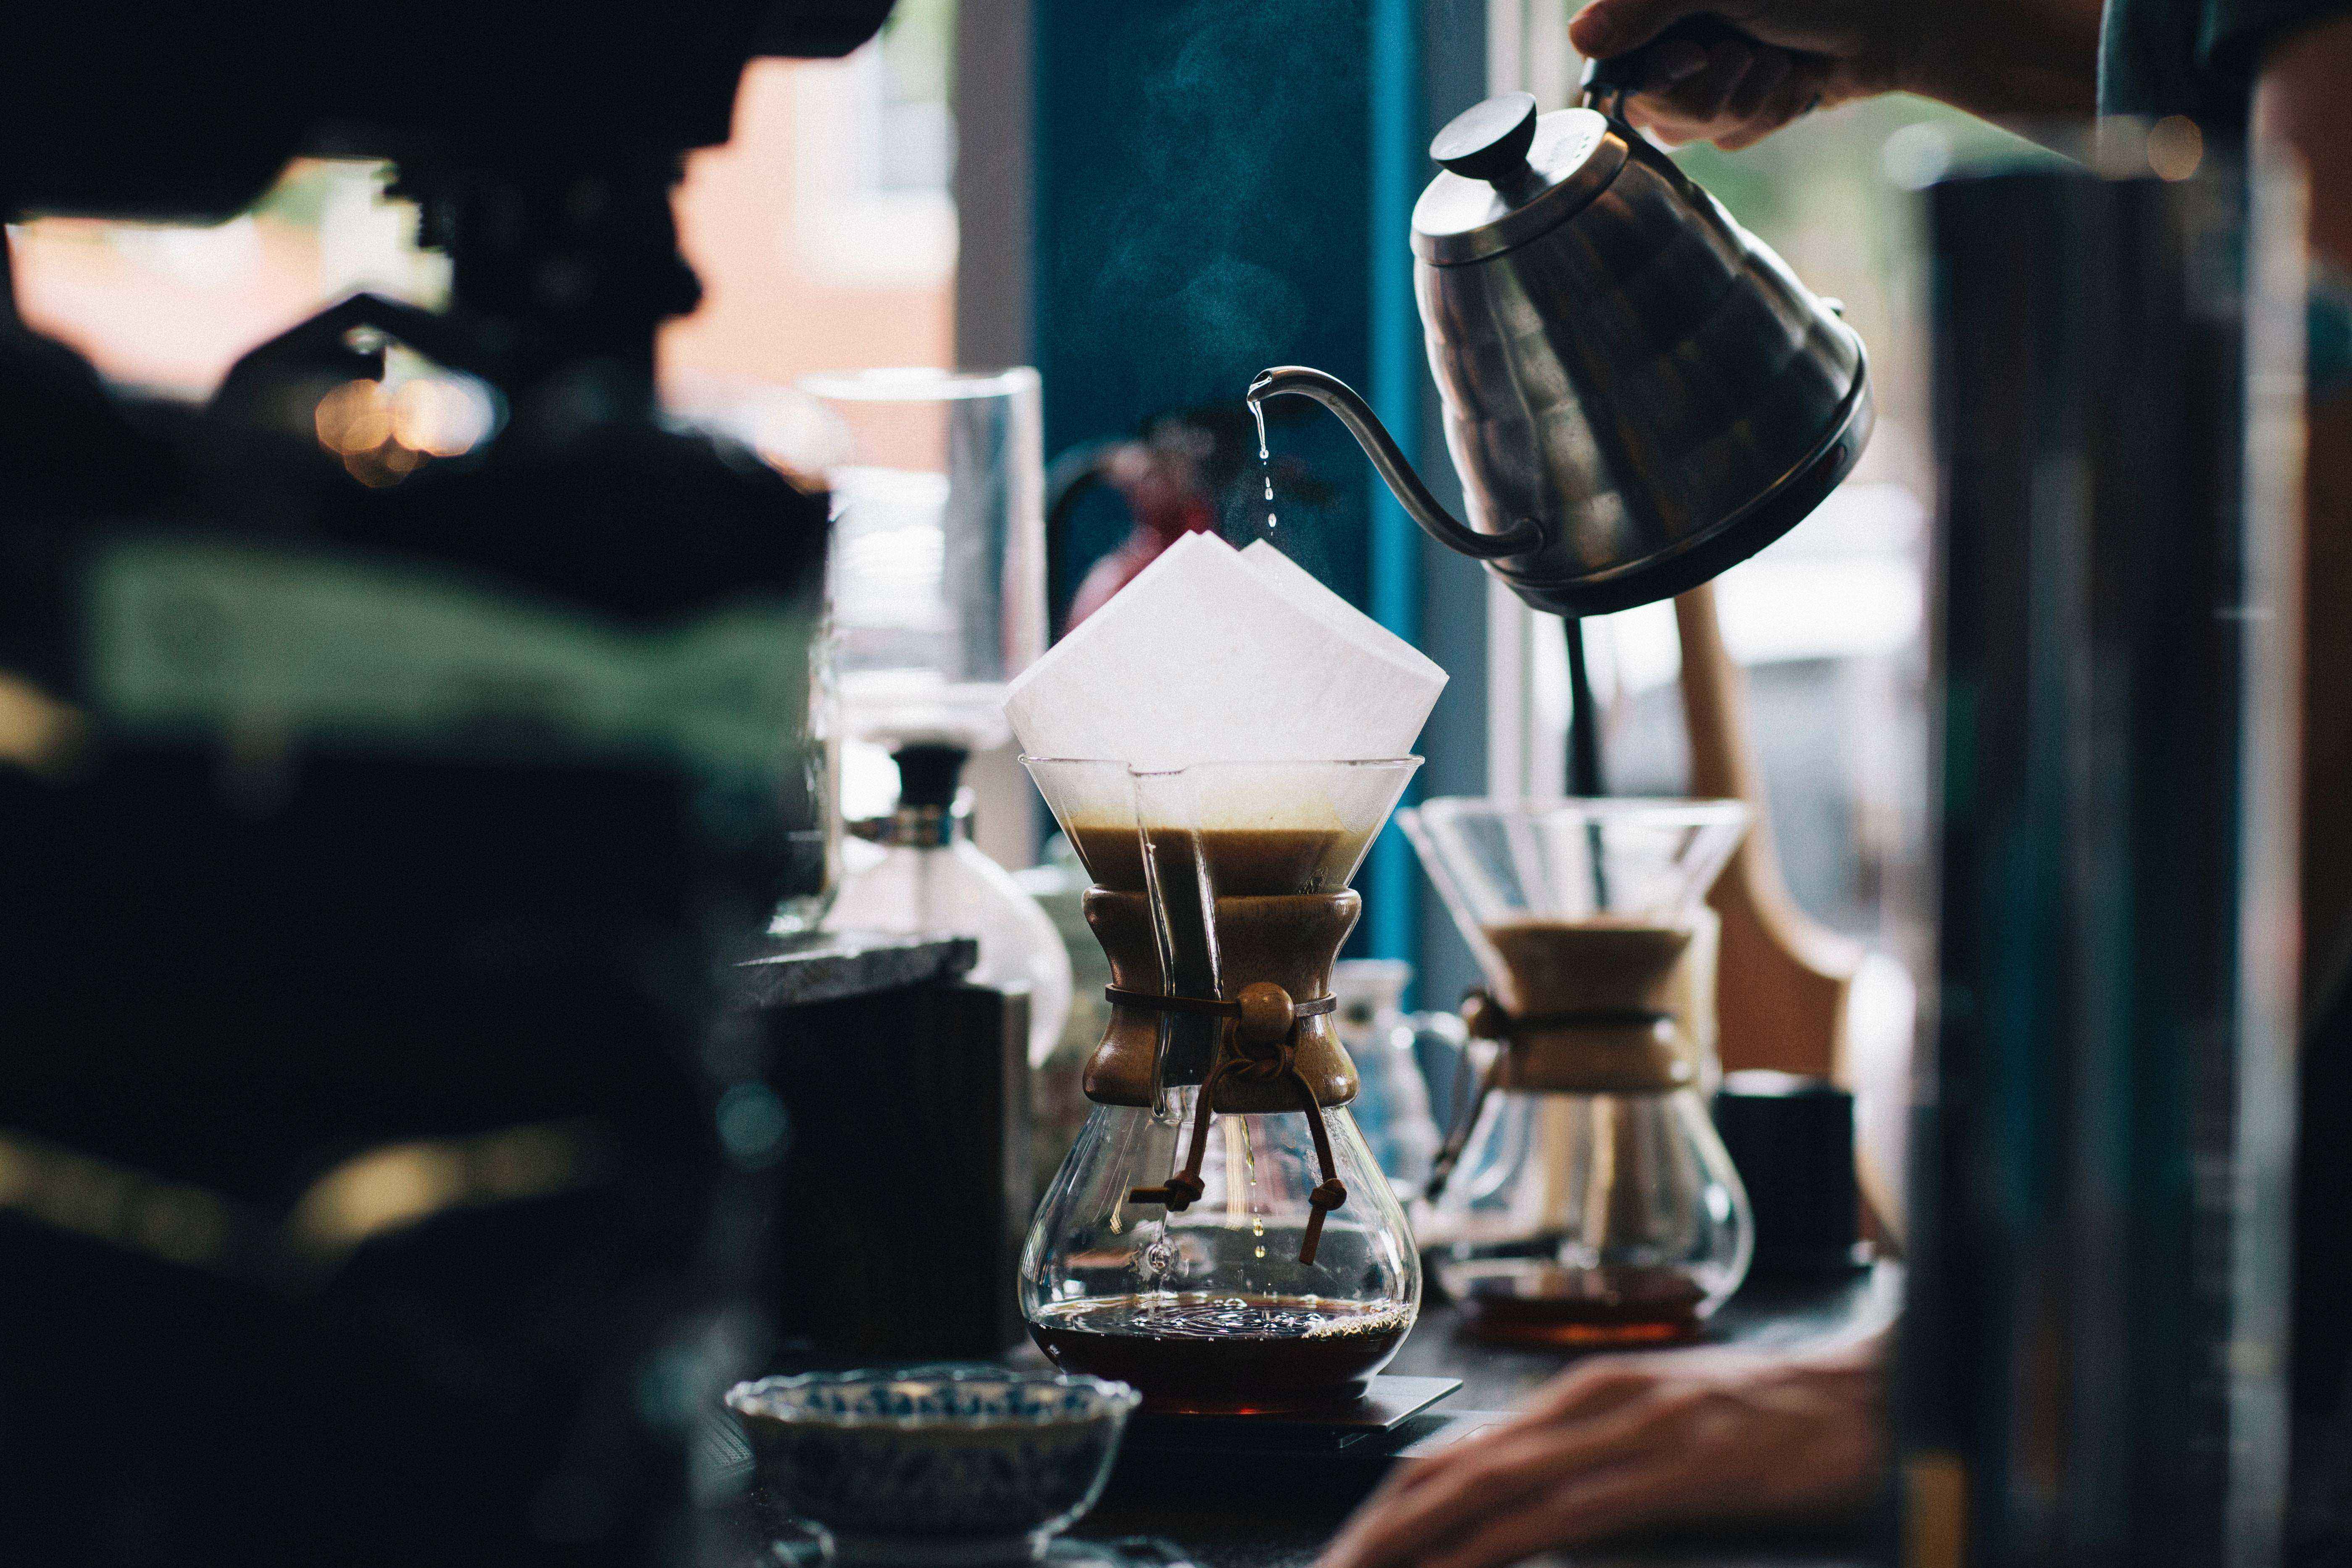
[1430,1080,1750,1345]
[802,367,1046,755]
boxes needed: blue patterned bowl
[724,1365,1141,1565]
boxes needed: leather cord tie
[1422,989,1674,1201]
[1117,981,1348,1265]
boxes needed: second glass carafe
[1404,797,1755,1347]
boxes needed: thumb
[1568,0,1714,58]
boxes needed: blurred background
[4,5,2308,1560]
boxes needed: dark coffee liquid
[1449,1262,1708,1348]
[1068,826,1352,898]
[1028,1292,1410,1414]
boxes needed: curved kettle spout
[1247,366,1543,562]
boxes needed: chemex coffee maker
[1250,23,1871,617]
[1005,532,1445,1416]
[0,5,884,1565]
[1021,758,1427,1414]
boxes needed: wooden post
[1673,582,1862,1084]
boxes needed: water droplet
[1254,1245,1267,1259]
[1250,402,1279,534]
[1141,1238,1176,1278]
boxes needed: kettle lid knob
[1429,93,1539,190]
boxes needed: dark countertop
[1074,1265,1897,1568]
[719,938,1894,1566]
[732,931,977,1009]
[1386,1263,1897,1411]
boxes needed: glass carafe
[1330,959,1443,1201]
[802,367,1047,754]
[1402,797,1755,1347]
[1020,758,1423,1414]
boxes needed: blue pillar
[1031,1,1374,612]
[1365,0,1422,964]
[1032,0,1480,979]
[1407,0,1494,1012]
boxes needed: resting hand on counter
[1318,1326,1887,1568]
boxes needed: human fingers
[1726,45,1793,121]
[1319,1425,1579,1568]
[1318,1393,1684,1568]
[1518,1360,1667,1425]
[1329,1352,1815,1566]
[1567,0,1724,61]
[1355,1366,1662,1503]
[1644,33,1718,84]
[1682,37,1761,119]
[1713,55,1831,147]
[1625,37,1760,143]
[1418,1462,1696,1568]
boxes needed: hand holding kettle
[1573,8,1891,148]
[1567,0,2100,150]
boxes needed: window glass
[5,0,962,399]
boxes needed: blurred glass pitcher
[1251,22,1871,617]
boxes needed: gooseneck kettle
[1252,26,1871,617]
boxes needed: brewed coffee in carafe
[1019,758,1423,1413]
[1405,799,1756,1347]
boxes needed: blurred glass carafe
[804,367,1047,752]
[809,368,1069,1059]
[1330,959,1444,1200]
[1019,759,1423,1414]
[1403,798,1753,1347]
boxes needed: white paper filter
[1004,533,1444,770]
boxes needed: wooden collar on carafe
[1081,887,1361,1263]
[1424,921,1697,1200]
[1118,981,1350,1265]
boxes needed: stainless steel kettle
[1251,48,1872,617]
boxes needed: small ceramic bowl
[724,1365,1141,1565]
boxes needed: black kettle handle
[1580,15,1754,118]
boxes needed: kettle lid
[1413,95,1626,266]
